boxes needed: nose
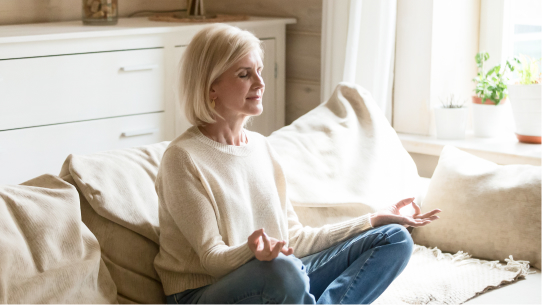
[253,73,265,91]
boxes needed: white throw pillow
[268,82,420,223]
[412,145,541,269]
[0,174,117,303]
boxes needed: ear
[209,82,218,100]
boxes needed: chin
[254,106,264,116]
[249,104,263,116]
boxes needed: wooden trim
[286,30,321,36]
[287,78,320,85]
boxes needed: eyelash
[239,70,262,78]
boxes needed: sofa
[1,84,540,304]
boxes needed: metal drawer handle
[120,64,159,72]
[121,128,159,137]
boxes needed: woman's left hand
[247,229,294,261]
[370,197,441,228]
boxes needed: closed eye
[237,66,263,78]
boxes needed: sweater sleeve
[157,146,254,278]
[286,198,373,258]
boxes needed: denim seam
[233,292,262,304]
[306,232,387,276]
[386,228,405,240]
[338,248,377,304]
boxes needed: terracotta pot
[471,96,507,105]
[508,84,541,144]
[471,96,508,138]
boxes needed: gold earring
[211,98,216,109]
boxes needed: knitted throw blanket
[374,245,533,304]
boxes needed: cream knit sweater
[154,126,373,296]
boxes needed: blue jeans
[166,224,413,304]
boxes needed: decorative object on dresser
[0,17,294,185]
[508,54,541,144]
[471,51,516,138]
[186,0,214,19]
[433,94,468,140]
[82,0,118,25]
[148,0,248,23]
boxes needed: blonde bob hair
[178,24,263,126]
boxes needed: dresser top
[0,16,296,44]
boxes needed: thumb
[395,197,415,209]
[247,229,264,247]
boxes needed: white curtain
[321,0,397,122]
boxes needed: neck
[198,118,248,146]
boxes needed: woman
[154,24,441,304]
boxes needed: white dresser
[0,17,295,185]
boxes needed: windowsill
[397,131,541,166]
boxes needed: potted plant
[508,55,541,144]
[471,52,516,137]
[434,94,468,139]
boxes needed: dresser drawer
[0,112,166,185]
[0,48,165,131]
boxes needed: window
[507,0,542,75]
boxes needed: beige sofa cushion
[268,83,420,213]
[60,142,170,304]
[268,83,421,225]
[0,174,117,303]
[412,145,541,269]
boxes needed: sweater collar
[188,125,256,156]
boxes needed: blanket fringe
[413,245,534,277]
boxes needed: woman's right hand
[370,197,441,228]
[247,229,294,261]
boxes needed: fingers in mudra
[248,228,293,261]
[371,198,442,228]
[416,208,441,220]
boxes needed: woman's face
[210,49,265,121]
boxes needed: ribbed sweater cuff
[328,213,373,242]
[228,242,255,267]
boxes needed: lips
[246,96,261,99]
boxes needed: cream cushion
[412,145,541,269]
[60,142,170,304]
[267,82,421,225]
[0,174,117,303]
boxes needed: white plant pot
[434,107,468,139]
[472,98,508,138]
[508,84,541,144]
